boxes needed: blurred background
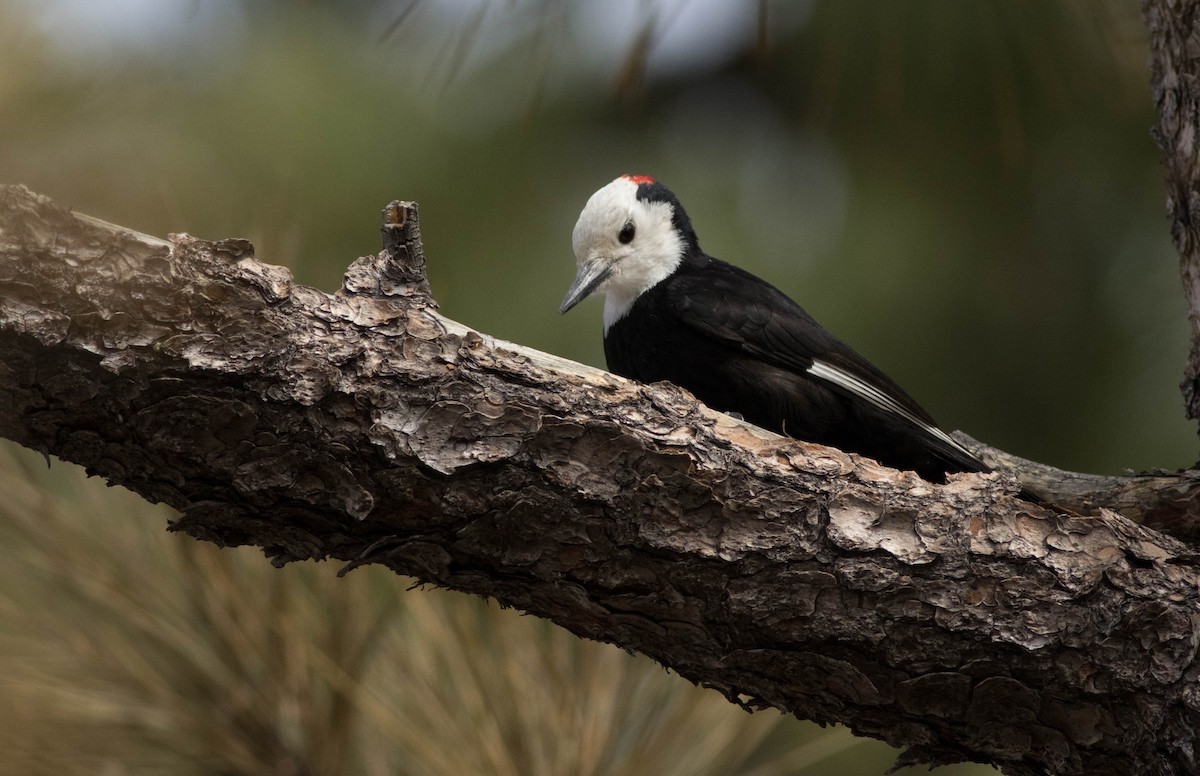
[0,0,1191,773]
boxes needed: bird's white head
[559,174,692,330]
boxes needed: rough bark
[2,184,1200,776]
[1146,0,1200,433]
[960,433,1200,544]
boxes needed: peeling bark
[2,184,1200,775]
[960,433,1200,544]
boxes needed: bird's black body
[604,251,986,481]
[597,179,988,483]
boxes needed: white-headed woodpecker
[559,174,991,483]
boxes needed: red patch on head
[622,174,656,186]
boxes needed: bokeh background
[0,1,1193,774]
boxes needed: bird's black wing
[661,256,982,470]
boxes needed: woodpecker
[559,174,990,483]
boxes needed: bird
[558,173,993,484]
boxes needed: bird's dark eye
[618,221,636,244]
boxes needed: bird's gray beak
[559,257,614,314]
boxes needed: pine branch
[2,184,1199,775]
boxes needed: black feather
[604,250,987,482]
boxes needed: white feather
[807,359,972,456]
[570,177,685,332]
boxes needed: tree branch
[2,183,1200,775]
[1146,0,1200,434]
[959,433,1200,544]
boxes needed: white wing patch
[806,359,974,457]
